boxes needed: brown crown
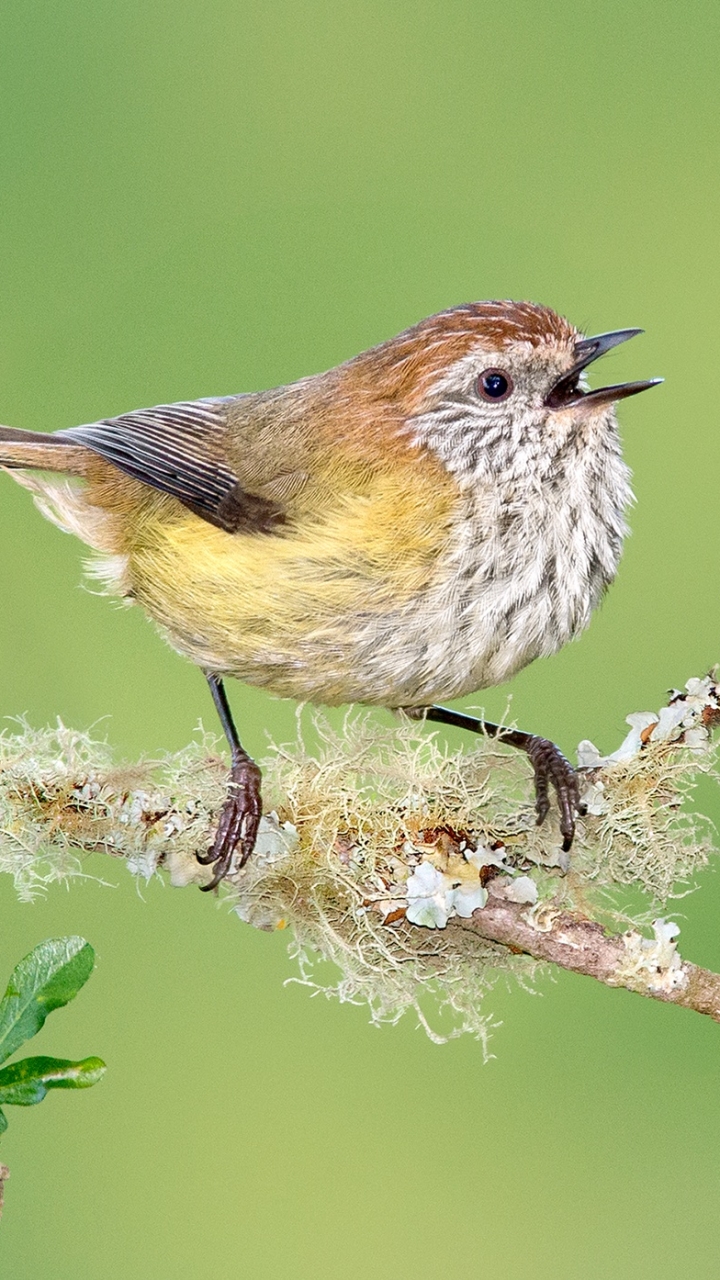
[344,301,575,408]
[310,301,578,464]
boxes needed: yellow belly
[123,462,461,703]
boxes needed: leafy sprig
[0,937,105,1136]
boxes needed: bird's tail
[0,425,122,559]
[0,426,90,474]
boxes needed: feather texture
[61,399,285,533]
[0,299,641,709]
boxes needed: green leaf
[0,1056,106,1107]
[0,1110,6,1135]
[0,938,95,1066]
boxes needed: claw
[524,736,582,854]
[397,705,584,866]
[198,755,262,892]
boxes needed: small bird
[0,301,660,887]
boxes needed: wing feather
[61,398,285,534]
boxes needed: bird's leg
[196,673,262,891]
[404,705,585,856]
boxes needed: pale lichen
[0,673,717,1047]
[614,919,687,995]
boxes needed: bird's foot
[197,754,262,891]
[523,735,586,857]
[404,705,586,866]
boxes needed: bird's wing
[61,397,286,534]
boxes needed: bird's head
[341,301,661,484]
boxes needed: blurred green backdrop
[0,1,719,1275]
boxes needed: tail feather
[0,425,126,562]
[0,426,91,473]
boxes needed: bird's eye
[476,368,513,402]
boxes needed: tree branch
[0,671,718,1042]
[454,893,720,1022]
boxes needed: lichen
[614,919,687,995]
[0,674,717,1048]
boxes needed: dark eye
[476,368,513,402]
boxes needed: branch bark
[454,892,720,1022]
[0,669,718,1038]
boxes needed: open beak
[545,329,663,410]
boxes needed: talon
[198,754,262,891]
[524,735,582,857]
[404,705,585,868]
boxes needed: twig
[0,1164,9,1222]
[454,893,720,1021]
[0,671,718,1042]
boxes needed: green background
[0,1,719,1275]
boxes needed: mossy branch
[0,673,718,1049]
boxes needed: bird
[0,300,661,888]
